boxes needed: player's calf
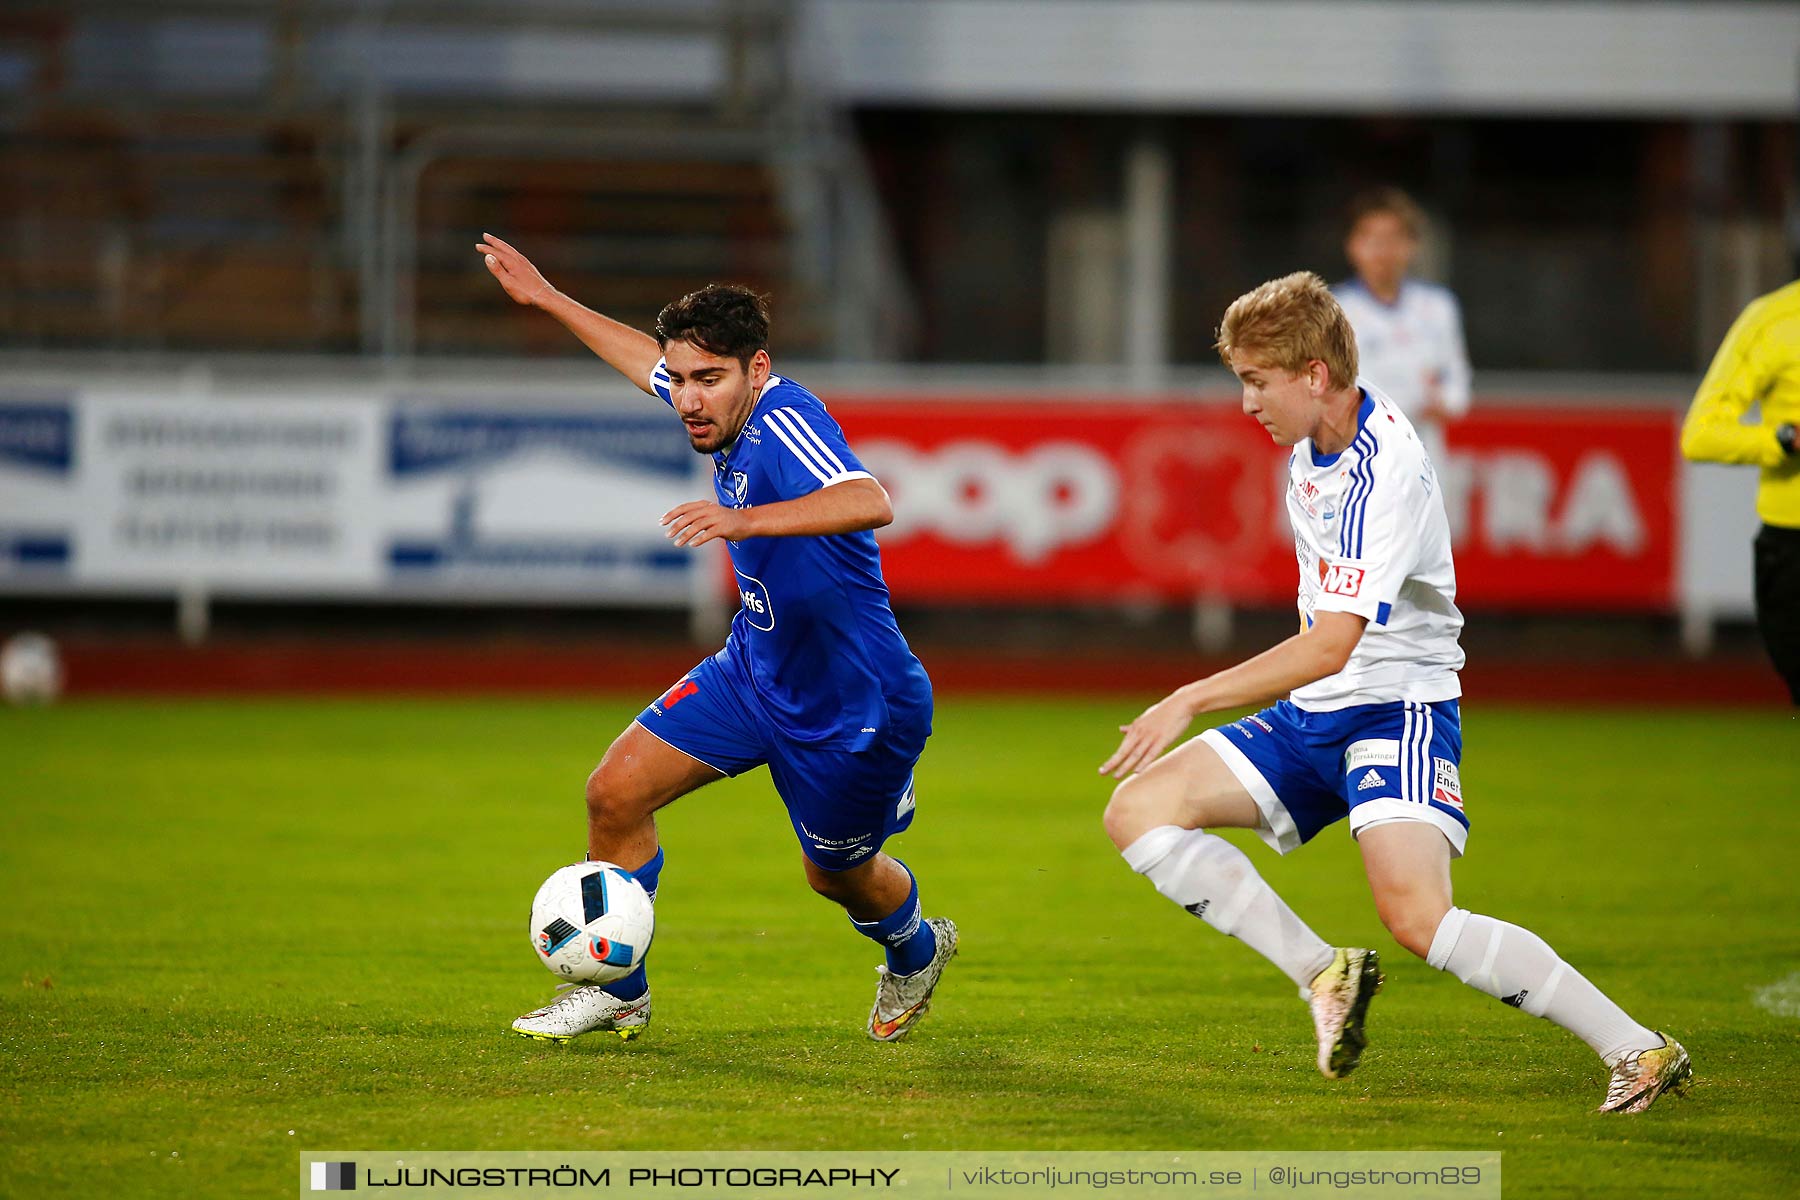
[808,854,959,1039]
[816,855,941,973]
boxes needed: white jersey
[1288,383,1465,712]
[1332,279,1472,426]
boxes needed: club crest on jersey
[1319,561,1365,598]
[730,470,749,506]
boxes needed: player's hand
[476,232,555,307]
[662,500,749,548]
[1099,692,1196,779]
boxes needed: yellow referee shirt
[1680,279,1800,528]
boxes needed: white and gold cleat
[511,984,650,1043]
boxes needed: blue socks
[599,847,663,1001]
[849,865,937,976]
[595,849,938,993]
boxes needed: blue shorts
[635,644,929,871]
[1201,699,1469,858]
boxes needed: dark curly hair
[654,284,770,367]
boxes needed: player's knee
[803,858,859,903]
[584,763,646,832]
[1103,775,1165,850]
[1376,896,1449,960]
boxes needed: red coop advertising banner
[831,397,1679,612]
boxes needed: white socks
[1123,825,1336,990]
[1428,907,1662,1067]
[1123,827,1665,1067]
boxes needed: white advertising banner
[0,388,705,604]
[72,392,384,590]
[378,403,701,602]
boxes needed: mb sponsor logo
[1319,562,1365,598]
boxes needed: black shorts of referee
[1754,522,1800,705]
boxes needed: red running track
[46,637,1792,707]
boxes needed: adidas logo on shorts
[1356,769,1385,792]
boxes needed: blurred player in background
[1680,279,1800,704]
[1100,272,1689,1112]
[1333,188,1472,460]
[477,234,957,1044]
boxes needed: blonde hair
[1214,271,1359,388]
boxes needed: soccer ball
[528,861,654,983]
[1,632,63,706]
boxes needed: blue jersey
[651,360,932,750]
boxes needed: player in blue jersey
[477,233,957,1044]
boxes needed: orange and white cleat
[867,918,958,1042]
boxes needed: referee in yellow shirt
[1680,279,1800,703]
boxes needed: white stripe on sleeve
[766,409,843,477]
[774,409,849,475]
[763,414,833,484]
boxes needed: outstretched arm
[1099,611,1367,778]
[477,232,662,395]
[662,477,893,548]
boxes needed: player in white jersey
[1100,272,1689,1113]
[1332,188,1471,458]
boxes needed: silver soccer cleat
[867,917,959,1042]
[1308,947,1383,1079]
[511,983,651,1043]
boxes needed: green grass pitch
[2,696,1797,1198]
